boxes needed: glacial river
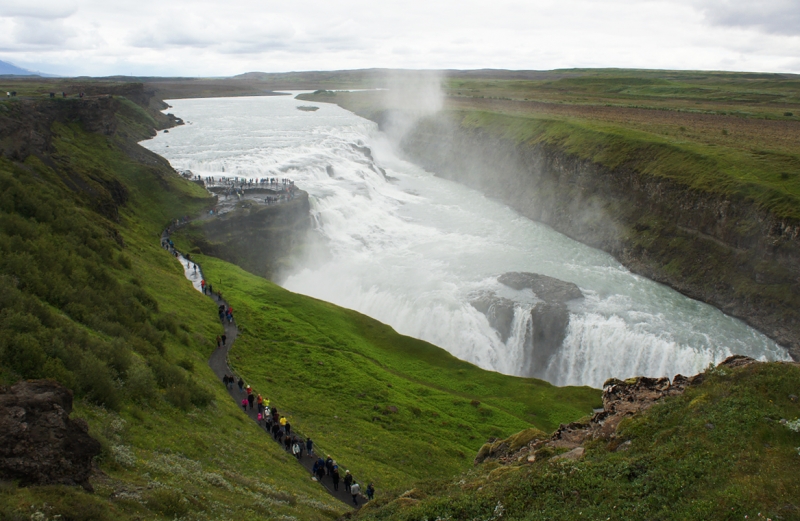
[142,94,791,388]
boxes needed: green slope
[352,362,800,521]
[173,253,599,491]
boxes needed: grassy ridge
[353,362,800,520]
[173,253,599,491]
[0,98,345,520]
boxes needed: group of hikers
[164,231,375,507]
[220,374,375,506]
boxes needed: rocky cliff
[0,380,101,490]
[396,113,800,361]
[186,194,311,280]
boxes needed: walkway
[161,230,366,509]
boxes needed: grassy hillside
[0,88,599,518]
[352,361,800,521]
[0,96,345,520]
[168,253,599,492]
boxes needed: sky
[1,0,799,77]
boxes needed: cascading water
[142,94,792,388]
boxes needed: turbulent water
[142,94,791,388]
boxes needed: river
[141,94,791,388]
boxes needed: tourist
[331,467,340,491]
[350,481,361,506]
[343,470,352,493]
[306,437,314,456]
[366,483,375,501]
[292,439,302,460]
[237,377,244,393]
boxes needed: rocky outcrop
[498,272,583,302]
[471,272,583,378]
[477,355,756,466]
[397,114,800,361]
[189,192,311,280]
[470,294,516,342]
[0,380,101,490]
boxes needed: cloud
[698,0,800,36]
[0,1,78,20]
[1,0,800,76]
[11,18,77,46]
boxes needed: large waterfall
[142,94,791,388]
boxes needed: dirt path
[161,230,365,509]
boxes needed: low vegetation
[167,252,599,490]
[352,361,800,520]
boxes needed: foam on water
[142,95,791,388]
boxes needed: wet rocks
[470,294,516,342]
[0,380,102,490]
[497,272,583,303]
[471,272,583,378]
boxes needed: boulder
[470,293,516,342]
[498,272,583,303]
[470,272,583,378]
[0,380,101,490]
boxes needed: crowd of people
[220,373,375,506]
[162,226,374,507]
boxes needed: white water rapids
[142,94,791,388]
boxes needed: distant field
[299,69,800,221]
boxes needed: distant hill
[0,59,56,77]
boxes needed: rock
[498,272,583,302]
[0,380,101,490]
[326,165,335,177]
[614,440,632,452]
[705,423,715,430]
[790,394,798,402]
[296,106,319,112]
[470,294,516,342]
[525,300,571,378]
[551,446,585,462]
[718,355,757,368]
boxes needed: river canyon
[141,94,791,388]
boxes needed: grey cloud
[12,18,77,46]
[699,0,800,35]
[0,2,78,20]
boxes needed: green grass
[172,252,599,491]
[454,110,800,219]
[352,362,800,521]
[0,98,345,520]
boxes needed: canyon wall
[396,113,800,361]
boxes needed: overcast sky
[1,0,799,77]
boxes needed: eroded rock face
[470,294,516,342]
[0,380,101,490]
[470,272,583,378]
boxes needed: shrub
[125,363,158,403]
[146,489,190,518]
[76,356,121,410]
